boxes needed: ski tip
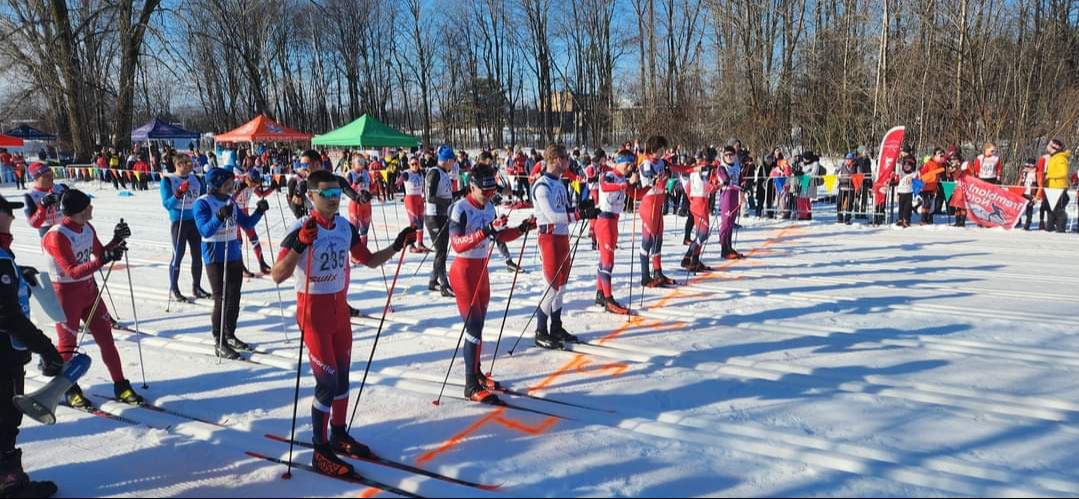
[281,472,292,480]
[245,451,268,459]
[478,483,504,491]
[431,400,440,406]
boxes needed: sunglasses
[311,187,343,199]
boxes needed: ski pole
[76,260,117,350]
[166,201,186,313]
[433,241,498,407]
[486,227,531,378]
[264,215,291,343]
[507,221,588,355]
[347,248,407,431]
[123,248,148,389]
[282,247,313,480]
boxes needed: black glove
[492,194,503,206]
[392,226,418,251]
[40,193,58,208]
[39,346,63,377]
[517,216,537,233]
[255,199,270,214]
[20,266,40,288]
[102,242,127,264]
[113,220,131,241]
[358,190,373,203]
[483,216,509,237]
[216,204,234,221]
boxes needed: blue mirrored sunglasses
[311,187,343,199]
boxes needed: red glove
[298,217,319,247]
[177,181,190,195]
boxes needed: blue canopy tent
[4,125,56,141]
[130,117,200,143]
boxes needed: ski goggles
[311,187,343,199]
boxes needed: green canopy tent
[311,114,420,148]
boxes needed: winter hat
[615,151,636,165]
[469,165,498,190]
[857,145,867,155]
[60,189,91,216]
[28,162,50,180]
[845,152,857,160]
[437,145,455,163]
[205,167,235,192]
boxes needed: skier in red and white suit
[531,144,600,350]
[345,156,374,248]
[593,151,635,315]
[395,156,431,252]
[636,135,676,288]
[447,165,533,403]
[681,151,720,272]
[272,169,415,478]
[40,188,143,408]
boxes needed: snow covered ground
[6,181,1079,498]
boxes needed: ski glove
[20,266,39,288]
[392,226,418,251]
[255,199,270,214]
[101,241,127,265]
[40,193,58,208]
[216,204,234,221]
[39,346,63,377]
[578,199,601,220]
[517,216,537,233]
[482,215,509,237]
[177,181,190,195]
[358,190,373,203]
[297,218,319,247]
[113,220,131,241]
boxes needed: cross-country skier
[636,135,677,288]
[271,169,416,477]
[22,162,67,238]
[161,154,211,302]
[395,156,431,253]
[193,168,269,359]
[594,151,634,314]
[425,145,462,297]
[41,189,143,408]
[232,167,275,275]
[447,165,533,403]
[532,144,600,350]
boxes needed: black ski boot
[113,379,145,406]
[312,442,353,477]
[534,328,562,350]
[330,426,374,459]
[192,287,212,300]
[214,339,241,360]
[226,335,254,352]
[0,450,57,499]
[439,285,455,298]
[65,384,92,410]
[170,289,190,303]
[258,259,272,275]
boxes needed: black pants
[898,193,914,223]
[920,192,937,224]
[1044,191,1071,233]
[0,370,24,454]
[425,215,450,288]
[205,261,243,341]
[837,188,855,223]
[14,174,24,190]
[169,220,204,293]
[1023,195,1036,229]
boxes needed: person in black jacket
[288,150,364,220]
[0,193,63,498]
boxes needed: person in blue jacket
[193,168,269,359]
[160,154,210,302]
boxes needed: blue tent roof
[131,117,200,142]
[4,125,56,141]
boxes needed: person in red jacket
[919,148,947,225]
[41,189,143,409]
[22,163,67,237]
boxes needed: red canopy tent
[214,114,311,143]
[0,134,25,148]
